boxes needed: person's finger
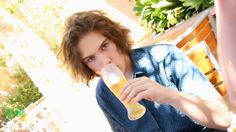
[120,77,140,94]
[133,90,150,103]
[120,86,132,101]
[120,78,145,100]
[124,85,146,103]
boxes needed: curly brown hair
[59,10,133,85]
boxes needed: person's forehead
[77,31,106,58]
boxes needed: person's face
[77,31,128,75]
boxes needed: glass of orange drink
[101,63,146,120]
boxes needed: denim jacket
[96,44,227,132]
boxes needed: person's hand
[120,76,175,104]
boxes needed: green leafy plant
[134,0,214,34]
[0,67,43,126]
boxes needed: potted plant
[134,0,214,34]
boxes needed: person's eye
[86,56,95,63]
[101,43,108,50]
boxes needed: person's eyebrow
[99,38,109,49]
[81,38,108,62]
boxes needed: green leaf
[4,108,15,120]
[139,0,159,5]
[151,1,172,8]
[167,12,178,25]
[15,108,25,117]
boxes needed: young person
[59,10,231,132]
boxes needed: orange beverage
[101,63,146,120]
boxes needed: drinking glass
[101,63,146,120]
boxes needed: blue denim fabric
[96,44,227,132]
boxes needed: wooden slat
[194,17,210,33]
[215,83,227,96]
[187,48,208,62]
[177,18,209,48]
[177,30,197,48]
[207,70,223,85]
[195,58,215,74]
[205,32,217,51]
[181,38,199,52]
[196,23,212,42]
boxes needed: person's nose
[98,53,112,69]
